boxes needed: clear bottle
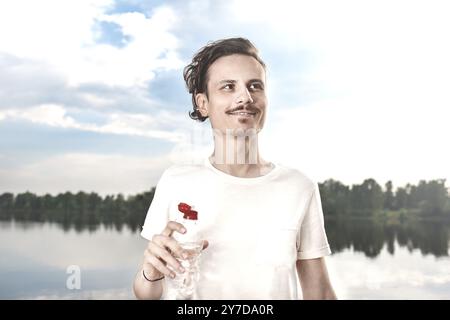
[169,202,203,300]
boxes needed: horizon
[2,176,448,198]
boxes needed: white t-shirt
[141,157,331,300]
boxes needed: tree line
[0,189,155,232]
[319,178,450,218]
[0,178,449,231]
[326,218,450,258]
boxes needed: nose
[235,87,254,105]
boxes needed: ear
[195,93,209,117]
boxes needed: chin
[230,127,260,137]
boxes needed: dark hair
[183,37,266,122]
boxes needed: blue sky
[0,0,449,195]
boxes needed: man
[133,37,337,300]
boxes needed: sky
[0,0,449,196]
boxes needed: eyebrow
[217,79,265,86]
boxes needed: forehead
[207,54,265,83]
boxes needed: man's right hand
[142,221,208,280]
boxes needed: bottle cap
[178,202,198,220]
[178,202,191,213]
[183,210,198,220]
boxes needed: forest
[0,178,448,232]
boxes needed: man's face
[196,54,267,134]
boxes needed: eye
[221,83,234,90]
[249,83,263,91]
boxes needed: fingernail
[170,273,176,279]
[182,252,188,259]
[181,228,186,233]
[179,267,185,273]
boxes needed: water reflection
[4,215,449,259]
[0,211,450,258]
[0,220,145,299]
[1,218,450,299]
[326,218,450,258]
[0,218,141,234]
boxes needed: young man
[133,38,337,300]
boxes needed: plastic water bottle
[169,202,203,300]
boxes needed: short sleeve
[140,169,171,241]
[296,182,332,260]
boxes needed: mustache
[226,106,258,113]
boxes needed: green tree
[14,191,37,220]
[319,179,350,216]
[405,183,417,209]
[126,189,155,232]
[384,181,395,210]
[394,187,408,210]
[350,179,384,215]
[1,177,445,229]
[0,193,14,219]
[414,179,448,216]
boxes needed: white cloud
[79,93,116,108]
[0,1,183,87]
[0,152,173,196]
[231,0,450,99]
[1,0,449,192]
[21,104,78,128]
[0,104,187,142]
[0,0,107,56]
[224,0,450,187]
[96,112,184,141]
[260,95,450,188]
[4,98,444,191]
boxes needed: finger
[149,242,185,273]
[161,221,186,237]
[202,240,209,250]
[146,254,176,279]
[153,235,186,260]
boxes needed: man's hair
[183,37,266,122]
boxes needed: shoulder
[160,161,206,181]
[275,162,317,193]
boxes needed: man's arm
[296,257,337,300]
[133,267,164,300]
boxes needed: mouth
[226,111,257,118]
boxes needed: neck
[209,129,272,178]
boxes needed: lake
[1,218,449,299]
